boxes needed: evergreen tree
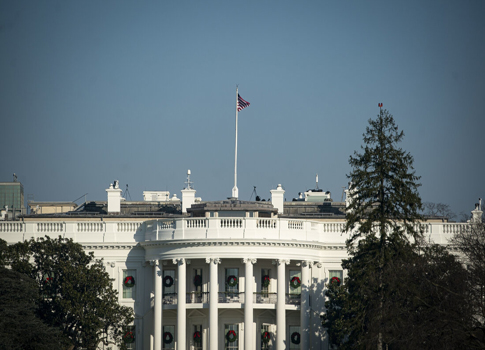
[345,109,424,243]
[6,236,134,350]
[451,221,485,346]
[326,109,425,350]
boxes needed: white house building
[0,175,478,350]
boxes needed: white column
[174,258,187,350]
[300,261,311,350]
[152,260,162,350]
[243,258,257,350]
[206,257,221,350]
[276,259,289,350]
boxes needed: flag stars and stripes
[237,94,250,111]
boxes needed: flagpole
[232,86,239,199]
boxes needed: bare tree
[423,202,456,220]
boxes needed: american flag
[237,94,250,111]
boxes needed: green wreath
[163,331,173,344]
[227,275,238,287]
[262,275,270,288]
[226,330,238,343]
[193,330,202,343]
[291,331,301,344]
[194,274,202,287]
[124,276,135,288]
[262,331,271,343]
[330,276,341,285]
[123,331,135,343]
[164,275,174,288]
[290,276,301,289]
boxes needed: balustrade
[218,292,244,303]
[117,222,141,232]
[254,292,277,304]
[77,222,102,232]
[38,222,64,232]
[287,220,303,230]
[163,293,177,305]
[159,220,175,229]
[186,292,209,303]
[220,218,243,228]
[257,219,276,229]
[186,219,206,228]
[442,223,467,234]
[322,222,345,233]
[286,293,301,305]
[0,222,23,232]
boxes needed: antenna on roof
[13,173,17,182]
[250,186,260,201]
[124,184,132,201]
[185,169,193,190]
[341,186,346,202]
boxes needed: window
[193,324,202,350]
[329,270,343,282]
[289,326,300,350]
[163,270,176,295]
[194,268,202,293]
[224,324,239,350]
[225,268,239,294]
[193,268,203,303]
[289,270,301,295]
[123,270,136,299]
[163,325,175,349]
[124,325,136,350]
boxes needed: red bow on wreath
[330,276,341,285]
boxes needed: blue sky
[1,0,484,218]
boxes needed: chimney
[471,198,483,223]
[106,180,122,213]
[270,184,285,214]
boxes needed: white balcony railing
[0,218,466,246]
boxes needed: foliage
[323,239,479,350]
[345,109,424,244]
[0,266,69,350]
[326,109,425,350]
[451,222,485,346]
[6,236,133,350]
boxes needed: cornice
[82,243,139,250]
[140,239,346,251]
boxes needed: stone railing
[254,292,277,304]
[163,293,177,305]
[0,220,144,243]
[286,293,301,305]
[0,222,24,232]
[219,292,245,303]
[187,292,209,304]
[0,218,468,246]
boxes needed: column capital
[302,260,312,267]
[315,262,323,268]
[242,258,257,264]
[149,259,160,267]
[205,257,221,265]
[173,258,186,265]
[273,259,290,266]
